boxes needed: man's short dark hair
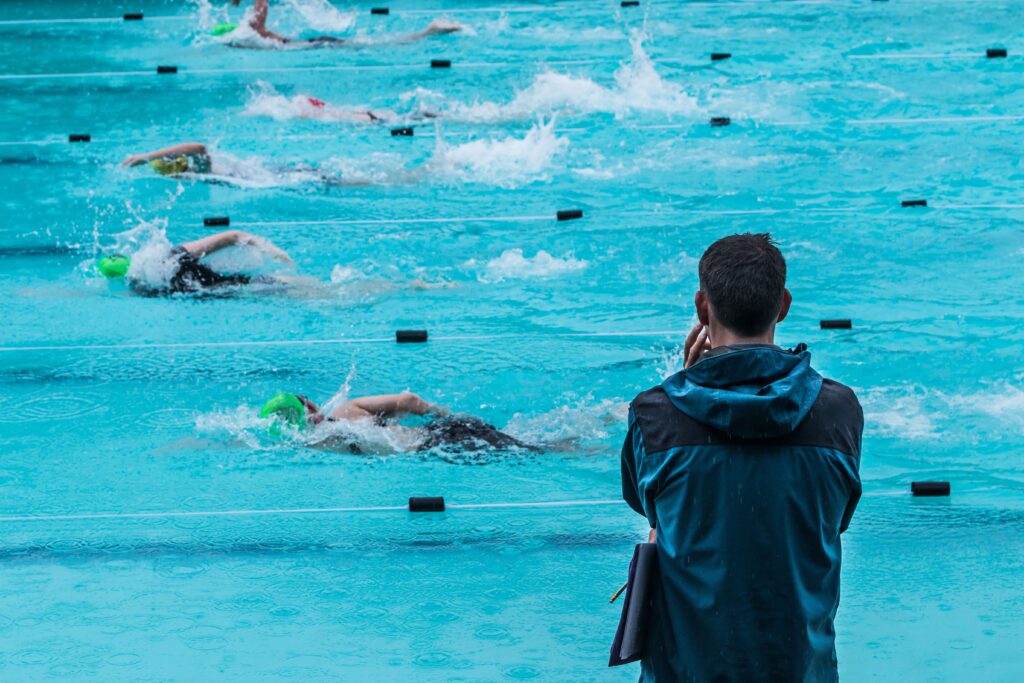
[699,233,787,337]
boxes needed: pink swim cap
[307,97,326,108]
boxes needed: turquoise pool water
[2,0,1023,679]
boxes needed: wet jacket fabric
[621,344,863,682]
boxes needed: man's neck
[707,326,775,349]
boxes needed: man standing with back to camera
[621,233,863,682]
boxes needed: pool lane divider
[0,330,690,354]
[409,497,445,512]
[0,488,964,525]
[850,49,1016,61]
[7,111,1024,148]
[0,58,614,81]
[0,1,1011,27]
[396,330,428,343]
[0,49,1014,81]
[0,499,626,524]
[911,481,951,497]
[227,209,585,229]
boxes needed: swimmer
[97,229,293,295]
[121,142,212,176]
[121,141,374,186]
[291,97,440,124]
[227,0,463,47]
[259,390,539,454]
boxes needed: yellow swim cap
[150,156,189,176]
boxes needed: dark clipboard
[609,542,659,667]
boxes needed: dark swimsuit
[320,414,538,455]
[417,415,539,453]
[128,246,253,296]
[167,246,251,293]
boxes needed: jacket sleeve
[839,396,865,533]
[621,406,654,527]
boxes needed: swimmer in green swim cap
[259,392,308,434]
[122,142,212,176]
[227,0,463,47]
[211,22,237,36]
[97,254,130,278]
[256,388,539,454]
[96,229,293,294]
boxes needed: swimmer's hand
[426,403,450,418]
[425,19,464,35]
[245,235,293,265]
[121,154,149,167]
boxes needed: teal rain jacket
[621,344,863,682]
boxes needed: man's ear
[777,288,793,323]
[695,290,710,326]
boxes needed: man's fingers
[683,323,702,356]
[685,328,708,368]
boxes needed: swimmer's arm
[179,230,293,264]
[121,143,209,167]
[332,392,446,420]
[247,0,289,42]
[379,20,464,45]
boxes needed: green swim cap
[259,392,306,434]
[150,156,189,176]
[97,254,130,278]
[211,22,237,36]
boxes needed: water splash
[655,344,687,380]
[280,0,355,33]
[403,33,695,122]
[191,0,355,45]
[243,82,330,121]
[243,82,400,123]
[428,118,568,188]
[504,397,628,450]
[472,249,587,283]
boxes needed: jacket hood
[661,345,823,439]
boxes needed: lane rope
[0,330,686,354]
[4,113,1020,148]
[0,0,1002,26]
[0,58,612,81]
[0,491,937,524]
